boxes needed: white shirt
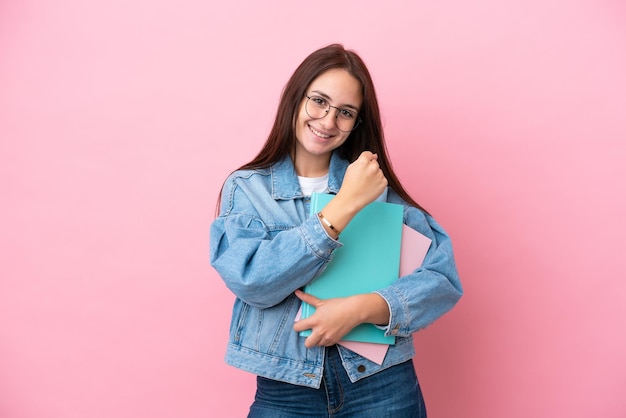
[298,174,329,196]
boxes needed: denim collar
[270,152,349,200]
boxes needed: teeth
[310,125,330,138]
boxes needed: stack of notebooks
[298,192,431,364]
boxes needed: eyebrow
[310,90,360,112]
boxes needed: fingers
[293,291,337,347]
[358,153,387,189]
[360,152,383,175]
[293,292,358,348]
[358,152,379,169]
[359,151,378,161]
[293,317,311,333]
[294,289,319,306]
[337,153,387,212]
[305,334,335,348]
[293,290,318,333]
[297,323,339,348]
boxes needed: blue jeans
[248,345,426,417]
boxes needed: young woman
[210,44,462,418]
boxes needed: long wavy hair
[221,43,426,214]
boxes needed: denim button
[357,365,366,372]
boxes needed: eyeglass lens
[305,96,359,132]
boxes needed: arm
[210,176,341,309]
[316,152,387,238]
[374,198,463,337]
[211,152,390,310]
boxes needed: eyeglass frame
[304,94,362,132]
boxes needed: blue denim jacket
[210,152,462,389]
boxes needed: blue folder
[299,192,404,344]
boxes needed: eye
[311,96,328,108]
[339,109,355,120]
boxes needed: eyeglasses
[304,94,362,132]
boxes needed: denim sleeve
[374,203,463,337]
[210,178,342,309]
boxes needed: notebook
[299,192,404,344]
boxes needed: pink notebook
[399,223,432,277]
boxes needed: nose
[319,106,339,129]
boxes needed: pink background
[1,1,625,417]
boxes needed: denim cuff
[299,215,343,261]
[374,288,408,338]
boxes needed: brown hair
[225,43,426,213]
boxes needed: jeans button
[357,365,366,373]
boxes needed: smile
[309,125,331,139]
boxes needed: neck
[292,153,331,178]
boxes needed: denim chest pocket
[230,295,300,355]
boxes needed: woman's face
[293,68,363,175]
